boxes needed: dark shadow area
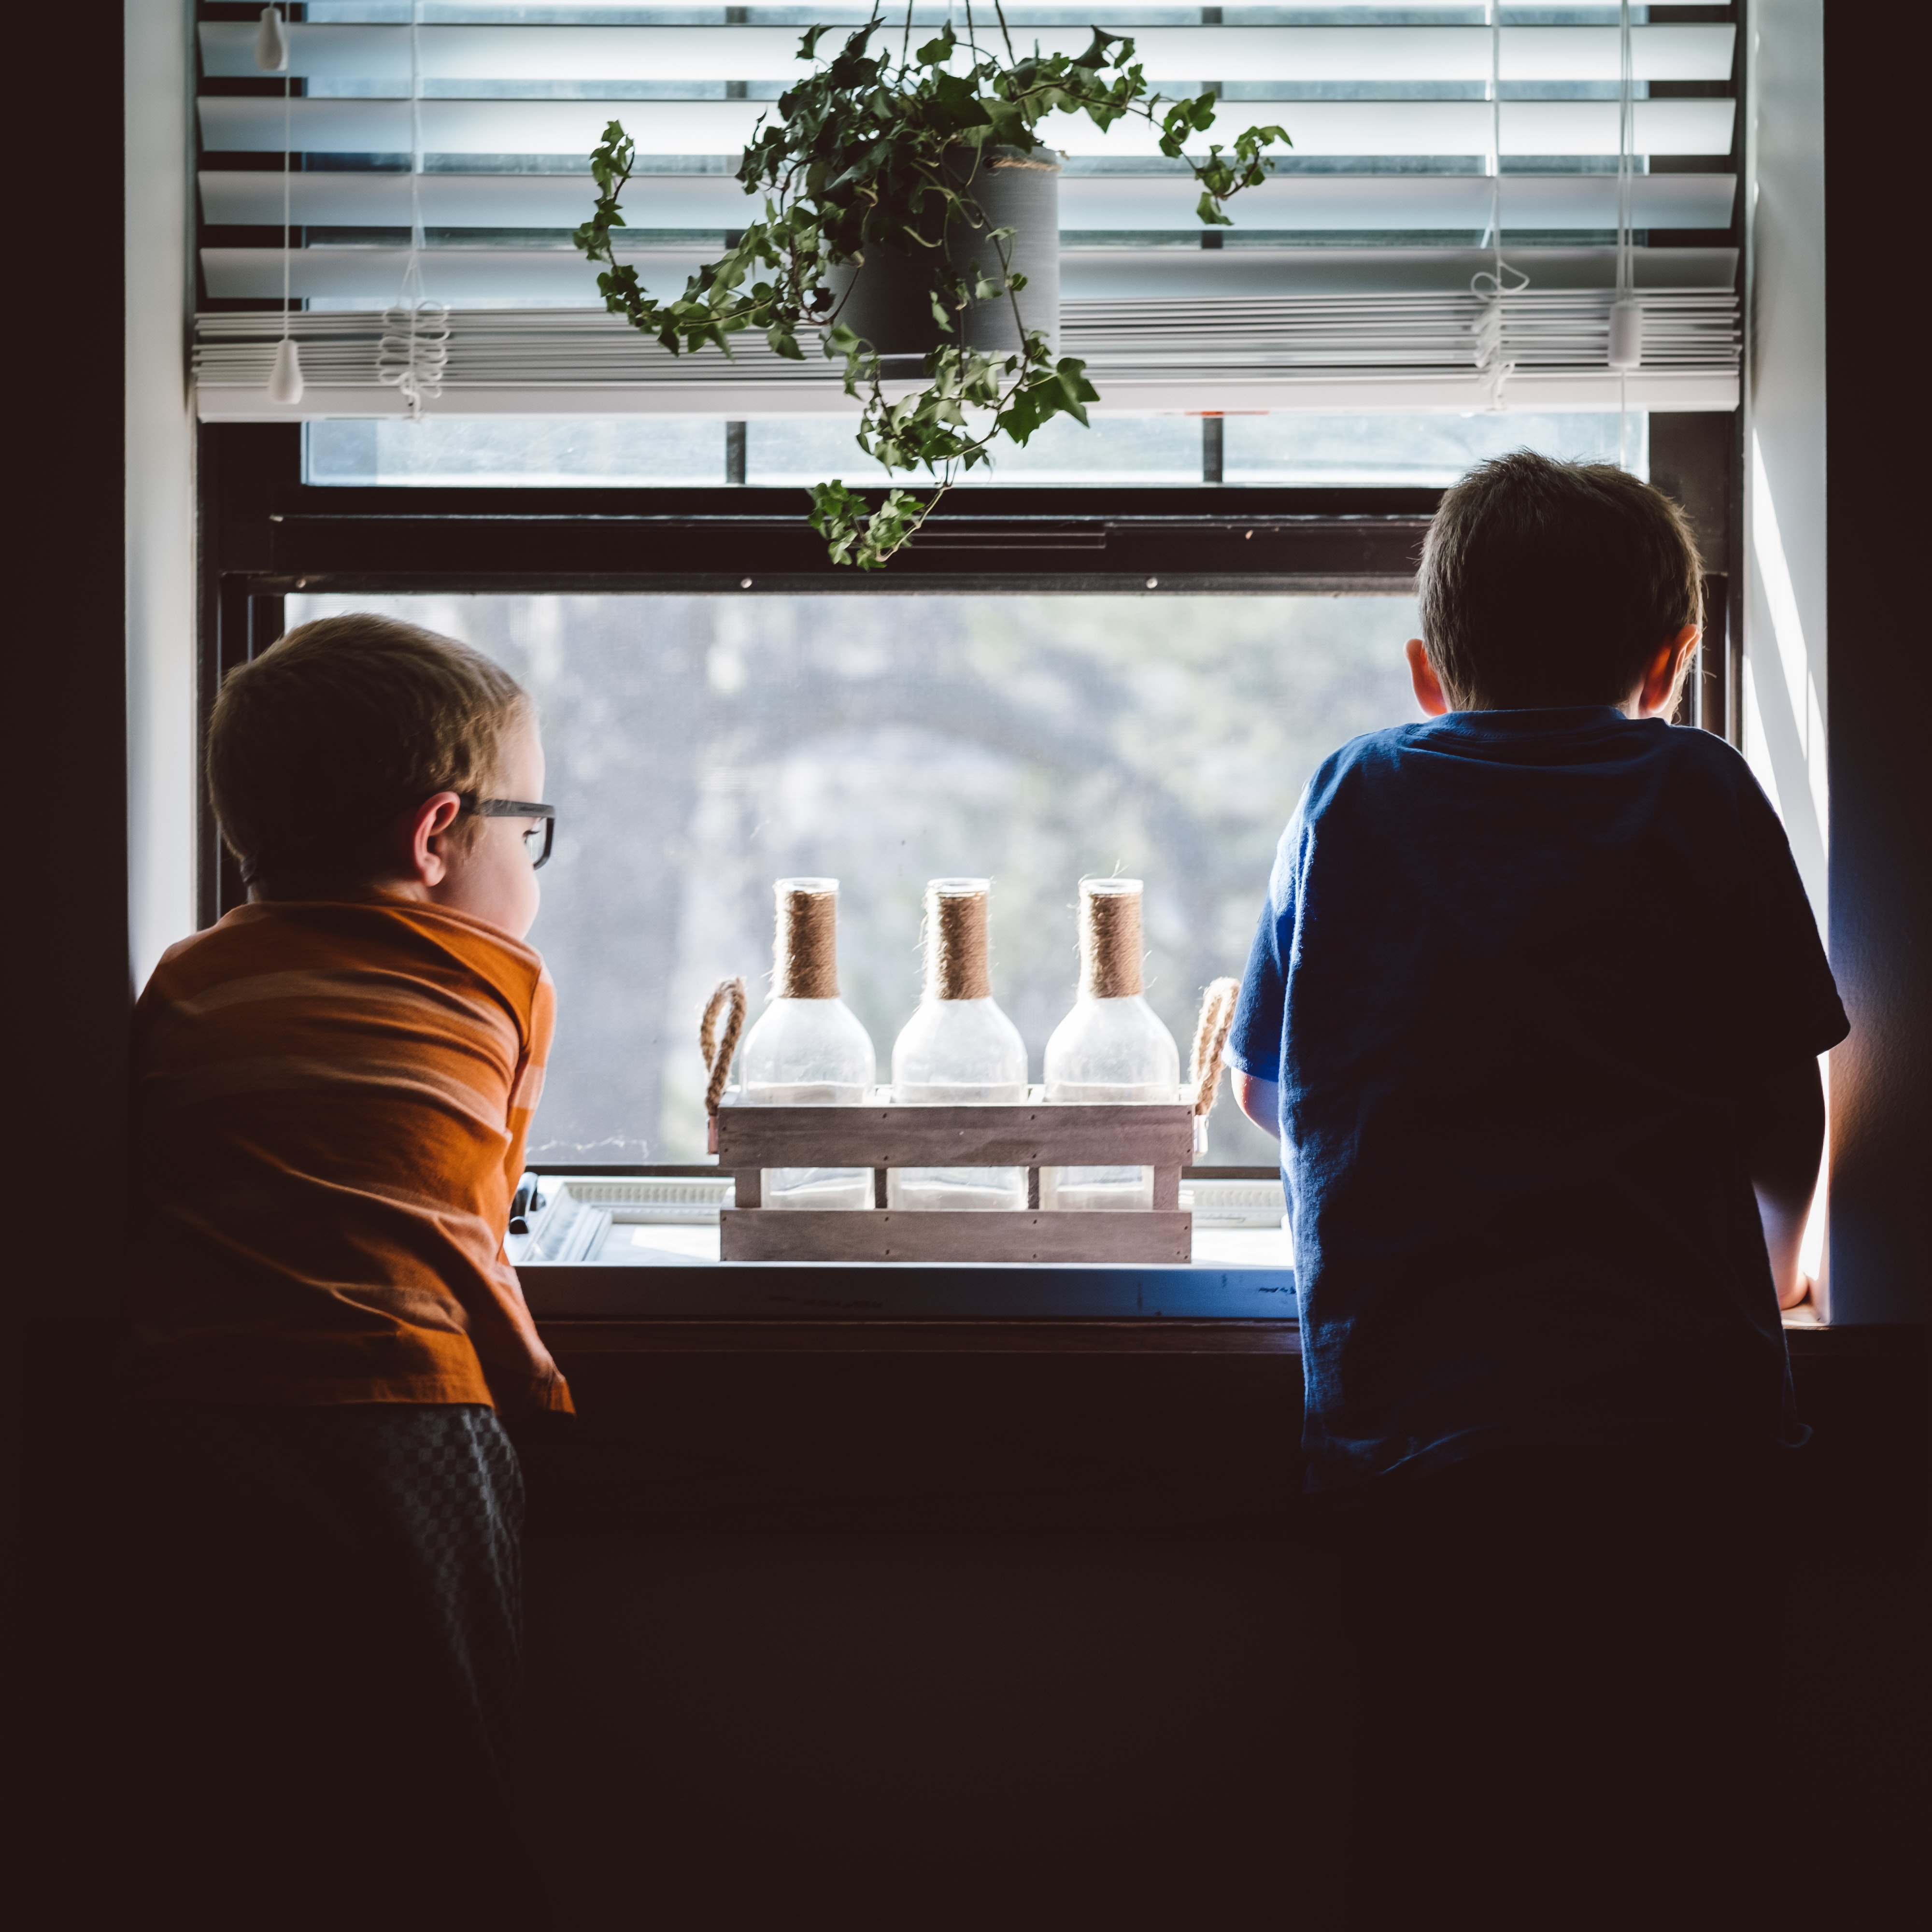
[11,1328,1924,1927]
[499,1329,1922,1929]
[521,1534,1343,1930]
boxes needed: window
[195,0,1739,1277]
[284,586,1420,1171]
[303,408,1648,488]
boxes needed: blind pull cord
[1470,2,1527,412]
[1609,0,1644,466]
[256,7,303,405]
[377,0,450,418]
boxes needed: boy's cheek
[514,873,541,941]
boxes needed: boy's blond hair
[209,613,530,896]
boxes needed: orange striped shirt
[128,897,572,1414]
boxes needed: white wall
[1742,0,1833,1305]
[1741,0,1828,926]
[125,0,199,989]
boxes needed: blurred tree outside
[287,592,1421,1166]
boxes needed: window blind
[194,2,1739,418]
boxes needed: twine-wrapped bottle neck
[1080,881,1144,1000]
[773,881,840,1000]
[924,881,992,1001]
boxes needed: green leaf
[1055,356,1099,418]
[1074,28,1127,71]
[915,26,958,67]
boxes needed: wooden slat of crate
[716,1102,1195,1171]
[720,1209,1193,1265]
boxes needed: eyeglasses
[459,795,556,869]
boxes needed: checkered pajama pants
[117,1402,536,1923]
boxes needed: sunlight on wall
[1743,451,1833,1302]
[1798,1055,1830,1285]
[1745,432,1828,922]
[1744,0,1834,1312]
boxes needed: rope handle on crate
[700,978,748,1151]
[1189,977,1240,1118]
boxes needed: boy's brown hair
[1417,451,1704,710]
[209,613,530,896]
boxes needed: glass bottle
[739,878,876,1211]
[888,879,1029,1210]
[1040,878,1180,1210]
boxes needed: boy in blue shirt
[1229,453,1847,1923]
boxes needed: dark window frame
[196,421,1733,923]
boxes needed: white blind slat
[197,22,1735,85]
[199,95,1734,159]
[199,171,1736,242]
[192,285,1740,418]
[194,370,1742,423]
[200,243,1737,306]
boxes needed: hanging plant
[574,9,1288,568]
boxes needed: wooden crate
[716,1093,1196,1264]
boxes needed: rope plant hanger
[575,0,1292,568]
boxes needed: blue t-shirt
[1228,707,1849,1491]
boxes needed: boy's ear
[1636,624,1702,719]
[1406,639,1451,717]
[399,791,463,887]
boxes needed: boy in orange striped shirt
[123,614,570,1918]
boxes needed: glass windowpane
[285,590,1421,1166]
[305,410,1648,487]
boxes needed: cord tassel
[253,4,287,72]
[267,336,305,405]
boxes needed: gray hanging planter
[826,147,1061,374]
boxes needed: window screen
[284,589,1421,1166]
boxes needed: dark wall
[507,1325,1921,1926]
[11,8,128,1417]
[523,1534,1345,1929]
[1823,7,1931,1327]
[13,32,130,1913]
